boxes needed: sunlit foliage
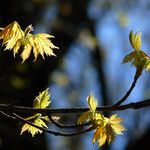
[123,31,150,76]
[78,94,125,147]
[0,21,58,62]
[21,89,51,137]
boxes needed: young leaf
[20,89,52,137]
[33,88,51,109]
[77,111,92,125]
[123,30,150,73]
[109,114,125,134]
[92,114,126,147]
[21,33,58,62]
[122,51,136,64]
[77,93,98,125]
[0,21,24,56]
[0,21,58,62]
[20,117,48,137]
[129,31,141,51]
[92,126,103,143]
[87,93,97,112]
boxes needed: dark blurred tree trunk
[125,127,150,150]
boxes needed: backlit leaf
[0,21,58,62]
[129,31,141,51]
[87,94,97,112]
[77,111,92,125]
[20,117,48,137]
[33,88,51,109]
[123,31,150,72]
[92,114,125,147]
[122,51,136,64]
[77,93,98,125]
[92,126,103,143]
[21,42,32,62]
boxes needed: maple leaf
[0,21,24,56]
[21,32,58,62]
[20,88,52,137]
[77,93,98,125]
[20,114,48,137]
[123,30,150,72]
[92,114,126,147]
[0,21,58,62]
[123,50,150,69]
[33,88,51,109]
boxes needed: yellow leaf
[87,93,97,112]
[77,92,103,141]
[33,88,51,109]
[109,114,123,123]
[20,89,52,137]
[29,118,47,137]
[0,21,22,42]
[77,93,99,125]
[27,33,58,61]
[129,31,142,51]
[123,31,150,72]
[0,21,59,62]
[13,40,21,57]
[25,115,38,121]
[107,115,125,133]
[122,51,136,64]
[98,133,107,147]
[21,43,32,62]
[92,114,125,147]
[93,113,104,126]
[92,126,103,143]
[0,21,24,56]
[41,115,60,122]
[51,115,61,122]
[20,123,30,135]
[77,111,92,124]
[111,124,125,135]
[22,118,47,137]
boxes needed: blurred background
[0,0,150,150]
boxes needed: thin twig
[113,69,140,106]
[49,115,91,128]
[13,113,93,136]
[0,111,16,120]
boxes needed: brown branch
[113,69,140,106]
[13,113,93,136]
[0,99,149,115]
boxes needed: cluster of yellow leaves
[123,31,150,73]
[78,94,125,147]
[77,94,98,124]
[0,21,58,62]
[21,88,51,137]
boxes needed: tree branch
[0,99,149,115]
[113,69,140,106]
